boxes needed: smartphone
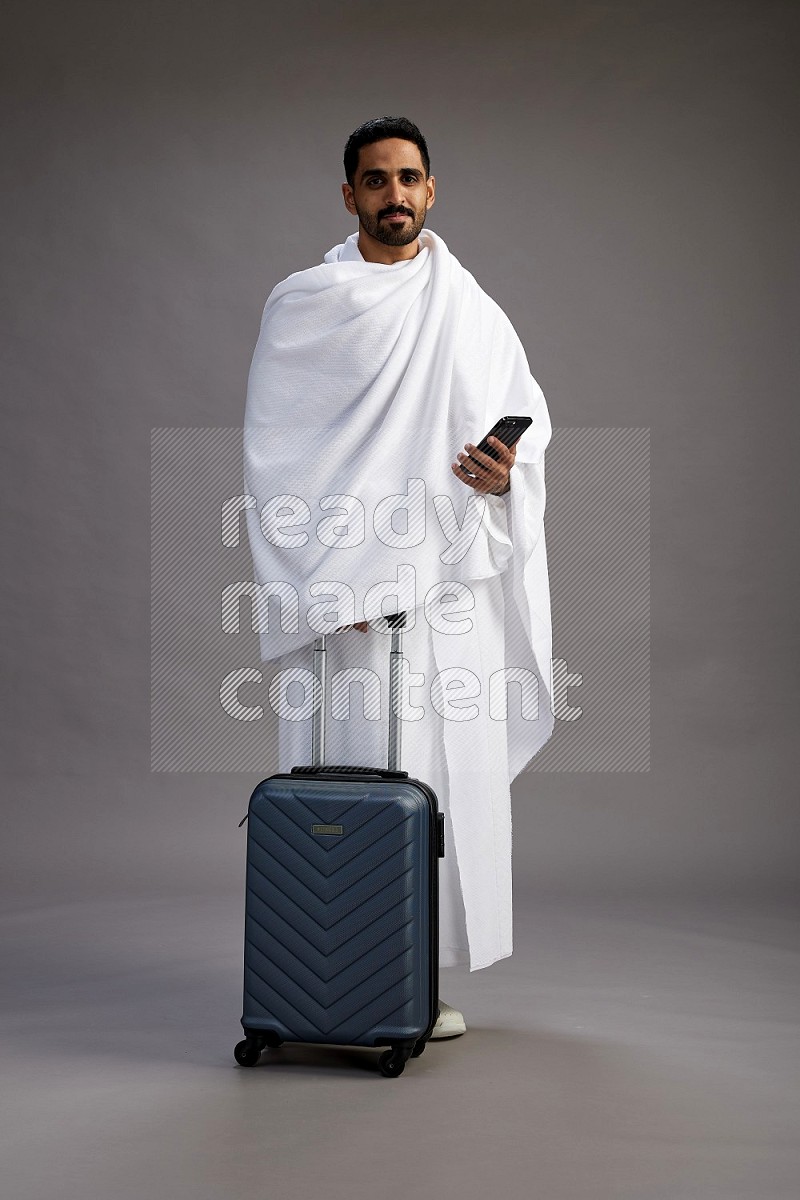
[468,415,533,466]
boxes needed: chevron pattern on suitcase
[243,778,431,1046]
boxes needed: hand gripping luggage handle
[307,611,406,773]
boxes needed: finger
[453,458,478,479]
[458,451,503,492]
[487,436,516,466]
[464,454,508,493]
[463,443,498,472]
[457,450,495,480]
[451,462,480,489]
[453,461,505,495]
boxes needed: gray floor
[2,891,798,1200]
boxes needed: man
[243,117,554,1040]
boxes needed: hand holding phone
[452,415,532,495]
[474,415,532,460]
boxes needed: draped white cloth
[243,228,554,970]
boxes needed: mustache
[379,206,414,219]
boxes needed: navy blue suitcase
[235,613,446,1077]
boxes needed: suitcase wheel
[410,1039,427,1058]
[378,1046,413,1077]
[234,1038,262,1068]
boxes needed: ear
[425,175,436,211]
[342,183,357,216]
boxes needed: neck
[356,226,421,265]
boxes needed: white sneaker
[430,1000,467,1039]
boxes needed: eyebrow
[360,167,424,180]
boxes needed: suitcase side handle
[308,612,406,773]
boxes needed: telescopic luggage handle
[305,611,406,775]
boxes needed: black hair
[343,116,430,186]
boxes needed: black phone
[471,415,532,464]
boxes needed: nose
[385,178,406,207]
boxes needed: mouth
[382,212,411,223]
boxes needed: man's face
[342,138,435,248]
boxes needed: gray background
[2,2,798,1197]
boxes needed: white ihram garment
[244,229,554,971]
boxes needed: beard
[356,203,428,246]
